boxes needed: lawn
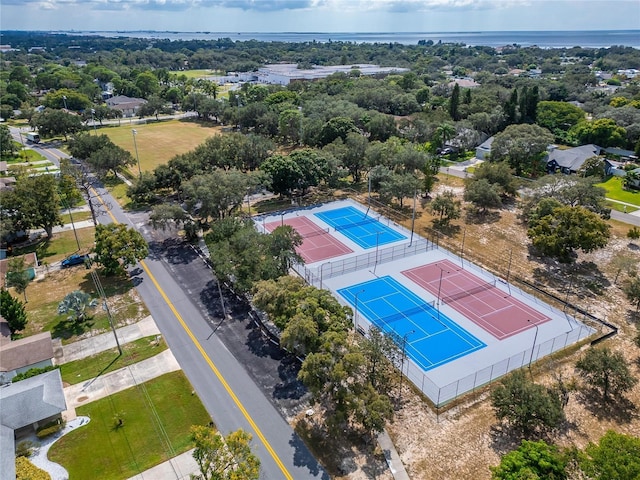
[100,119,222,173]
[13,227,95,264]
[168,69,223,78]
[48,371,211,480]
[60,336,168,385]
[20,266,149,342]
[596,176,640,207]
[59,210,93,225]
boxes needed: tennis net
[334,215,380,232]
[440,280,496,304]
[373,301,437,328]
[300,227,330,238]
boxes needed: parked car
[61,254,90,268]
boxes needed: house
[545,144,602,174]
[448,77,480,89]
[0,370,66,480]
[0,328,55,385]
[475,136,494,160]
[106,95,147,118]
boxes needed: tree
[1,174,62,239]
[434,122,456,149]
[491,370,565,437]
[610,252,638,284]
[68,133,113,160]
[491,124,554,176]
[5,257,31,302]
[0,288,28,336]
[464,178,502,214]
[94,224,148,275]
[57,290,98,324]
[623,170,640,190]
[278,108,303,144]
[491,440,567,480]
[191,426,260,480]
[579,431,640,480]
[536,101,586,134]
[577,156,607,179]
[87,144,135,177]
[31,109,84,140]
[449,83,461,121]
[527,205,611,263]
[472,161,518,197]
[571,118,627,148]
[379,173,420,208]
[575,347,637,403]
[126,172,157,204]
[149,204,187,231]
[623,275,640,311]
[0,125,17,158]
[319,116,358,146]
[260,154,303,197]
[183,169,257,222]
[429,190,461,227]
[358,327,399,392]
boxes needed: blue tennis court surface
[338,276,485,371]
[315,206,406,249]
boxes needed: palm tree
[623,170,640,190]
[58,290,98,324]
[435,122,456,149]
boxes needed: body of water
[65,30,640,48]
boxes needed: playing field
[256,199,596,407]
[101,119,222,172]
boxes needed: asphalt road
[31,143,328,479]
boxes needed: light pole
[373,231,382,273]
[527,319,539,374]
[319,261,331,289]
[436,264,450,307]
[62,95,68,110]
[399,329,415,403]
[353,289,365,332]
[132,129,141,178]
[90,108,97,134]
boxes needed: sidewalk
[54,315,160,364]
[127,449,199,480]
[64,348,180,408]
[378,430,411,480]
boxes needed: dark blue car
[61,254,90,268]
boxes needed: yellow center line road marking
[91,186,294,479]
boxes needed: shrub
[12,365,59,383]
[628,226,640,240]
[15,457,51,480]
[36,419,65,439]
[15,440,35,458]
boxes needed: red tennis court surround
[263,216,352,264]
[402,259,550,339]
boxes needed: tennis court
[338,276,485,371]
[263,216,353,263]
[315,206,406,249]
[402,259,550,339]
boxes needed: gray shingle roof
[547,144,601,172]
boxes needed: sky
[1,0,639,33]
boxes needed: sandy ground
[322,183,640,479]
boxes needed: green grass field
[48,371,211,480]
[596,176,640,207]
[168,69,222,78]
[100,119,222,173]
[60,336,168,385]
[13,227,95,264]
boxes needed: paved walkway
[64,348,180,408]
[378,430,411,480]
[127,449,199,480]
[26,416,91,480]
[54,315,160,364]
